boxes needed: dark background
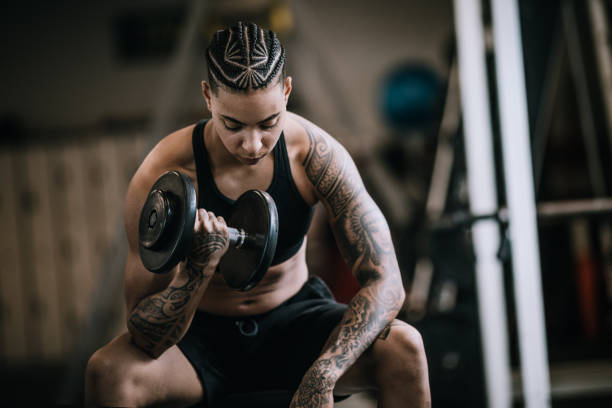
[0,0,611,406]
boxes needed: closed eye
[223,122,242,131]
[260,120,279,130]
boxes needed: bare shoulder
[284,112,366,220]
[141,123,197,178]
[125,123,197,249]
[283,112,313,163]
[283,112,347,207]
[285,112,355,175]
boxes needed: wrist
[306,359,337,390]
[179,257,218,281]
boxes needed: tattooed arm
[291,118,405,407]
[123,166,228,358]
[127,215,228,358]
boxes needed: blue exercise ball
[380,64,442,131]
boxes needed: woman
[85,21,430,408]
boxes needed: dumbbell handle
[227,227,264,250]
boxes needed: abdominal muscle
[197,240,310,316]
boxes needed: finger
[201,208,214,221]
[195,209,213,232]
[207,211,225,232]
[193,209,202,229]
[213,215,227,229]
[212,216,228,236]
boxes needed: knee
[85,348,138,406]
[373,321,427,383]
[86,348,118,387]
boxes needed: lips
[242,155,264,164]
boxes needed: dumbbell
[138,170,278,291]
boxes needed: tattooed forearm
[297,119,406,390]
[292,361,334,407]
[326,280,403,363]
[128,232,227,358]
[294,280,405,405]
[128,259,202,357]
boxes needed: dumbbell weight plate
[219,190,278,291]
[138,171,197,273]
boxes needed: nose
[241,130,263,156]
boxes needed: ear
[202,81,213,111]
[283,76,292,105]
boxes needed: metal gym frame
[454,0,551,407]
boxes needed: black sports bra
[192,119,314,265]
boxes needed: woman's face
[203,77,292,166]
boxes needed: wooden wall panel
[25,148,63,359]
[98,137,124,247]
[98,137,128,338]
[82,139,110,286]
[11,148,44,360]
[0,151,27,362]
[0,132,151,363]
[63,144,96,331]
[27,148,65,360]
[46,144,79,351]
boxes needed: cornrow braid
[206,21,285,93]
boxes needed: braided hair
[206,21,286,93]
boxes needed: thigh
[89,332,204,407]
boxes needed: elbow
[361,269,406,311]
[126,318,166,359]
[384,269,406,311]
[127,329,165,359]
[397,283,406,309]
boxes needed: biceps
[331,195,395,282]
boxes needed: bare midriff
[197,240,309,316]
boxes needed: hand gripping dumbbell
[138,170,278,291]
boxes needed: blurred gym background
[1,0,611,406]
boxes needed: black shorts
[177,276,348,407]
